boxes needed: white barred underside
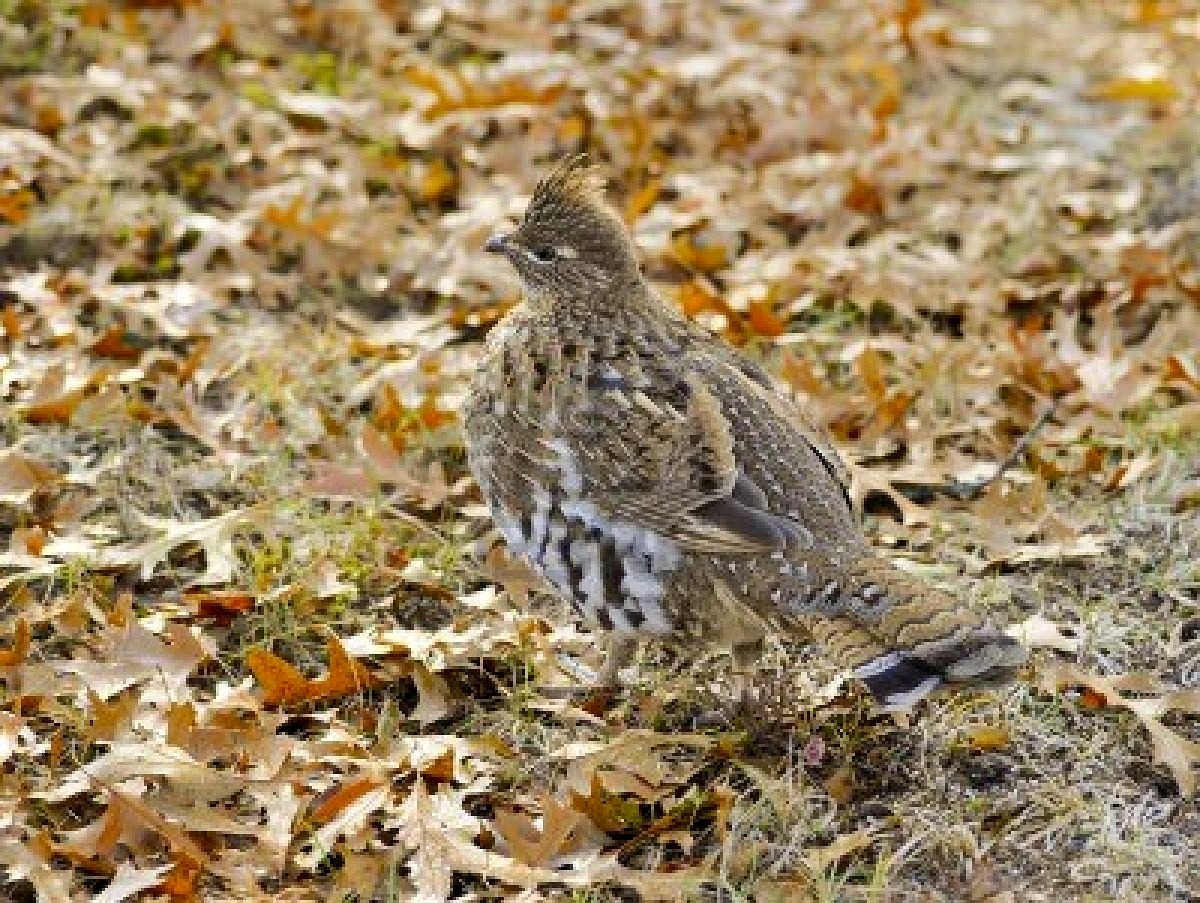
[490,442,681,636]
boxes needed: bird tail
[799,557,1028,709]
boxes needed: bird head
[484,155,640,297]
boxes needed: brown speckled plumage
[464,156,1027,708]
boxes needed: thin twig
[952,398,1061,501]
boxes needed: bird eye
[531,246,557,263]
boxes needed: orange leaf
[246,648,310,707]
[2,306,20,339]
[307,635,379,701]
[311,776,386,825]
[1081,687,1108,709]
[20,390,88,426]
[0,620,30,666]
[418,158,457,205]
[157,853,202,902]
[88,327,142,362]
[85,687,139,743]
[845,174,885,218]
[165,702,197,750]
[417,396,456,431]
[187,591,256,625]
[0,189,35,225]
[779,351,828,396]
[874,389,915,434]
[1164,355,1200,391]
[746,300,785,338]
[671,232,729,273]
[624,179,660,222]
[1093,76,1178,103]
[854,347,888,404]
[78,2,109,28]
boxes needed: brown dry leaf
[246,648,311,707]
[0,449,60,505]
[358,425,468,508]
[845,461,932,525]
[493,795,586,867]
[1043,664,1200,796]
[298,460,377,501]
[0,619,30,666]
[90,862,172,903]
[249,635,378,707]
[84,687,140,743]
[553,731,715,801]
[801,828,876,874]
[186,590,256,625]
[311,776,388,827]
[477,545,544,607]
[331,850,387,902]
[56,785,209,868]
[305,782,392,868]
[823,765,855,805]
[43,742,246,804]
[0,840,73,903]
[122,506,273,585]
[109,620,210,686]
[14,365,95,426]
[306,634,381,701]
[397,782,700,901]
[410,662,456,726]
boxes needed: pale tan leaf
[1007,614,1081,653]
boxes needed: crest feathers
[527,154,616,223]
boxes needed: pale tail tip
[854,638,1028,710]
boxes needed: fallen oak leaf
[0,449,60,505]
[185,590,256,625]
[248,635,379,708]
[84,687,139,743]
[477,545,544,607]
[302,782,393,873]
[39,742,246,804]
[493,795,586,868]
[310,776,388,827]
[397,782,702,901]
[801,828,876,875]
[246,648,311,707]
[1043,664,1200,796]
[307,634,381,700]
[0,838,73,903]
[410,662,456,726]
[124,505,273,585]
[91,862,173,903]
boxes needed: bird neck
[527,270,658,322]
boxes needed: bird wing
[551,326,826,553]
[732,358,854,511]
[564,370,806,554]
[464,319,828,556]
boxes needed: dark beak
[484,233,510,254]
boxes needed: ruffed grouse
[464,156,1027,708]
